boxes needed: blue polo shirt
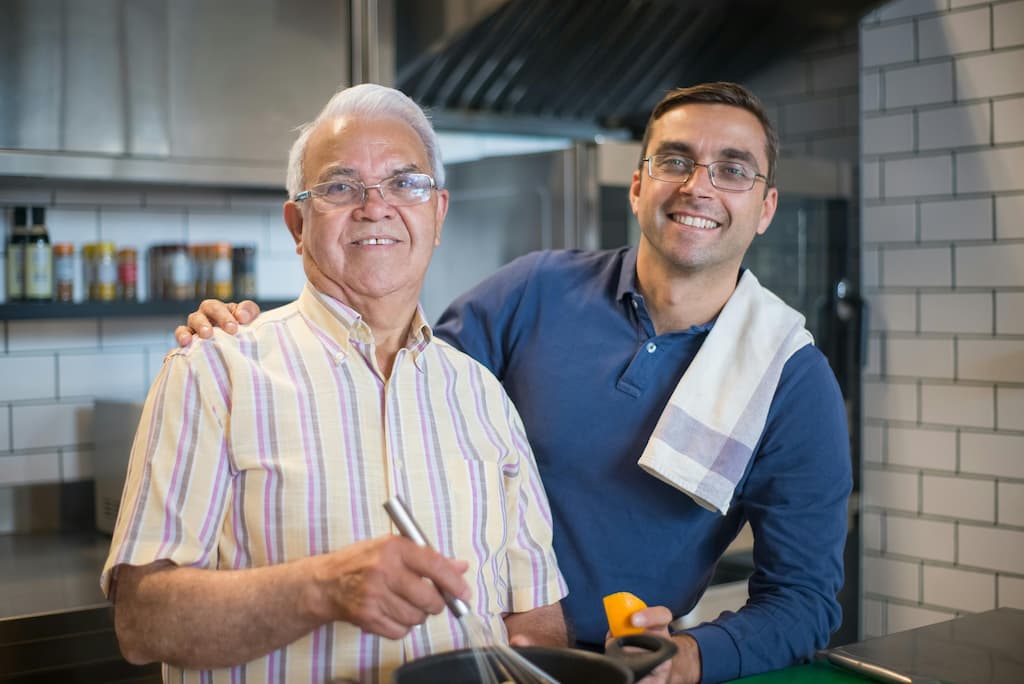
[434,246,851,683]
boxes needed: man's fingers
[235,300,261,324]
[630,606,674,632]
[185,311,215,337]
[174,325,194,347]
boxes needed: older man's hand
[174,299,262,347]
[310,535,471,640]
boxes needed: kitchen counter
[0,532,161,682]
[0,531,111,619]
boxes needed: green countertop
[729,662,872,683]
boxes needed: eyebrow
[316,163,425,184]
[654,141,762,171]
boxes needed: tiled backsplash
[0,181,305,532]
[859,0,1024,637]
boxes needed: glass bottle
[211,242,233,299]
[24,207,53,301]
[5,207,29,302]
[232,244,257,300]
[53,243,75,302]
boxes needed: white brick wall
[919,291,992,334]
[919,198,992,241]
[918,7,991,58]
[921,565,996,612]
[861,0,1024,634]
[920,383,994,427]
[888,425,957,470]
[918,102,991,151]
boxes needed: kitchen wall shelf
[0,300,291,321]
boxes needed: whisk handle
[383,496,470,618]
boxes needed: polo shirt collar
[614,245,641,303]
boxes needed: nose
[353,184,395,219]
[679,163,715,195]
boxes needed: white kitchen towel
[637,270,813,515]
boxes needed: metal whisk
[383,496,560,684]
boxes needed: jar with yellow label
[90,242,117,301]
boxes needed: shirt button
[632,299,639,309]
[646,342,657,353]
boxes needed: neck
[634,245,740,335]
[327,285,420,379]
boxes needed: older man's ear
[284,201,304,254]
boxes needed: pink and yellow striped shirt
[101,283,566,683]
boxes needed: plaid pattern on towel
[637,270,813,515]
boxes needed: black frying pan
[391,633,677,684]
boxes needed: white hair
[285,83,445,198]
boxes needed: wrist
[669,633,702,684]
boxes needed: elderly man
[102,83,567,683]
[181,82,852,684]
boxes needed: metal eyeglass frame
[642,155,767,192]
[292,173,437,206]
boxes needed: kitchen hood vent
[397,0,880,137]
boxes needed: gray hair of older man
[285,83,446,198]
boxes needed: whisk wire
[383,496,560,684]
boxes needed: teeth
[356,238,398,245]
[673,215,719,229]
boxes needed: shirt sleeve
[494,373,568,613]
[685,347,852,683]
[433,251,545,378]
[100,344,233,597]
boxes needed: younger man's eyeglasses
[642,154,767,192]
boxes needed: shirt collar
[297,283,434,370]
[613,246,722,335]
[615,245,641,303]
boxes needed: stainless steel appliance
[93,400,144,534]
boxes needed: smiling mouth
[669,213,721,230]
[352,238,399,246]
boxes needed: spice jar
[167,244,193,300]
[117,248,138,301]
[90,242,117,301]
[53,243,75,302]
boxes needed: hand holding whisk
[383,496,560,684]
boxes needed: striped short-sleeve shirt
[101,283,567,683]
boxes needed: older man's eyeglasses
[293,173,437,207]
[643,154,767,192]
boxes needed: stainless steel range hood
[397,0,882,137]
[0,0,373,189]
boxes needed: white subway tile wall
[872,292,918,332]
[996,292,1024,334]
[863,555,920,602]
[888,425,957,471]
[922,565,996,612]
[919,291,992,334]
[999,575,1024,609]
[861,0,1024,634]
[920,382,994,427]
[885,335,954,378]
[995,195,1024,239]
[993,96,1024,143]
[863,467,920,511]
[917,7,991,59]
[0,184,303,488]
[996,387,1024,430]
[919,197,992,242]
